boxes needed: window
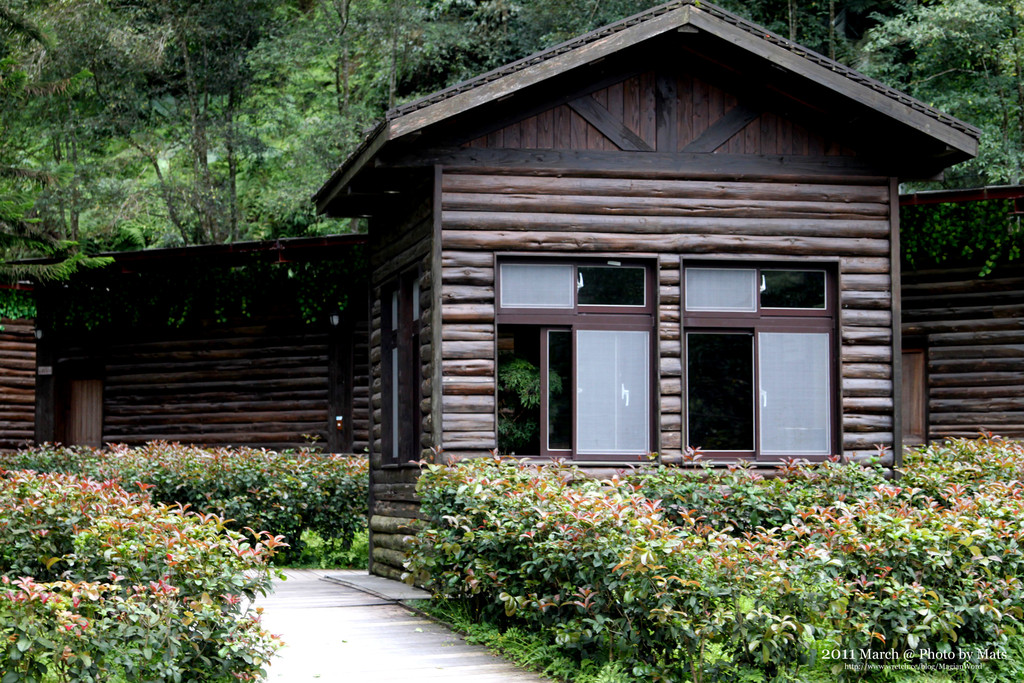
[496,259,653,461]
[683,264,835,460]
[381,270,421,464]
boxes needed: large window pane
[686,333,754,451]
[577,330,649,455]
[761,270,826,309]
[685,268,756,312]
[500,264,574,308]
[578,266,645,306]
[547,330,572,451]
[759,332,830,455]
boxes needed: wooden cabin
[901,186,1024,444]
[314,0,978,579]
[31,236,369,453]
[0,316,36,451]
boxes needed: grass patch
[421,597,634,683]
[287,529,369,569]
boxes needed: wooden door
[901,349,927,444]
[67,379,103,447]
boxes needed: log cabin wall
[47,314,368,452]
[367,191,435,579]
[0,318,35,450]
[439,171,896,465]
[902,265,1024,441]
[431,67,900,465]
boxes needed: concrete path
[258,569,548,683]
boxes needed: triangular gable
[463,71,856,158]
[316,0,978,214]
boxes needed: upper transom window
[684,267,828,314]
[499,261,649,312]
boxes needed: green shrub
[409,444,1024,682]
[902,434,1024,497]
[0,469,282,682]
[0,442,369,562]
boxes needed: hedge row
[0,442,369,561]
[0,469,282,682]
[408,438,1024,682]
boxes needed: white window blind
[576,330,649,455]
[758,332,830,455]
[500,264,574,308]
[685,268,756,312]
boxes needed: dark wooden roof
[316,0,980,216]
[17,234,368,272]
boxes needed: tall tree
[862,0,1024,187]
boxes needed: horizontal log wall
[440,171,895,462]
[368,195,435,578]
[902,265,1024,439]
[93,322,332,450]
[0,318,35,450]
[352,317,371,453]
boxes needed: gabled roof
[315,0,980,215]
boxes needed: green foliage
[291,529,369,570]
[408,440,1024,681]
[0,469,282,682]
[423,598,636,683]
[862,0,1024,187]
[0,442,370,564]
[36,249,364,332]
[901,199,1022,275]
[0,287,34,320]
[497,354,563,454]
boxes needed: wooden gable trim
[383,147,889,182]
[567,96,653,152]
[315,124,389,214]
[388,6,693,139]
[684,9,978,156]
[384,3,975,156]
[682,103,759,153]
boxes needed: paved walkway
[258,569,548,682]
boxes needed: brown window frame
[496,258,656,462]
[381,269,422,466]
[682,261,839,462]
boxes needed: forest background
[0,0,1018,269]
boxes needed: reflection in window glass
[760,270,826,309]
[578,266,645,306]
[686,333,754,451]
[685,268,757,311]
[547,330,572,451]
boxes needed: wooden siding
[351,317,371,453]
[439,171,895,463]
[902,265,1024,440]
[464,71,855,157]
[43,316,367,452]
[0,318,35,450]
[98,324,332,449]
[367,195,435,578]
